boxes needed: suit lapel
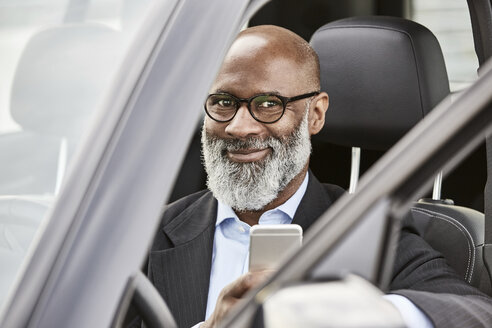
[292,173,334,232]
[149,192,217,327]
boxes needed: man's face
[201,35,320,212]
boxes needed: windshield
[0,0,156,310]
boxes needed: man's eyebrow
[264,90,282,96]
[213,89,283,96]
[214,89,233,94]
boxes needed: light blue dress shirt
[198,172,433,328]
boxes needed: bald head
[219,25,321,91]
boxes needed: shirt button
[238,226,246,233]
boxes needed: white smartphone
[249,224,303,272]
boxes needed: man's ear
[308,92,329,135]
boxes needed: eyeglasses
[204,91,320,124]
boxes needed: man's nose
[224,104,265,139]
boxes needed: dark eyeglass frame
[204,91,320,124]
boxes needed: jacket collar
[292,172,332,232]
[162,191,217,246]
[162,171,330,245]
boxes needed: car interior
[214,2,492,325]
[166,0,492,301]
[310,15,492,295]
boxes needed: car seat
[310,16,492,295]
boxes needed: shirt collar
[215,171,309,226]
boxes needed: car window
[0,0,157,311]
[409,0,479,91]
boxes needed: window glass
[0,0,155,310]
[409,0,479,91]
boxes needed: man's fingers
[220,274,250,299]
[205,271,276,328]
[222,270,274,299]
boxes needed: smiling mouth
[227,148,271,163]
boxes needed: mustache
[205,134,282,154]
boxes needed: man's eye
[217,99,234,107]
[258,100,280,108]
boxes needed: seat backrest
[310,16,491,295]
[11,23,120,140]
[310,16,449,151]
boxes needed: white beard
[201,110,311,212]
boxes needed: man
[149,25,492,328]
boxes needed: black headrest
[11,24,120,138]
[310,16,450,150]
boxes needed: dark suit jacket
[149,174,492,328]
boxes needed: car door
[0,0,269,327]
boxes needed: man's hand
[201,270,273,328]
